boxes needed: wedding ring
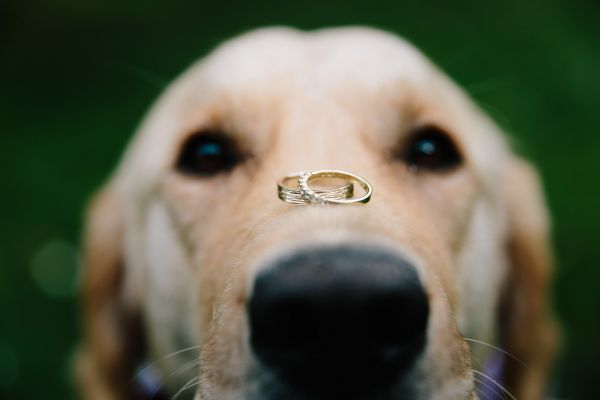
[298,170,372,205]
[277,172,354,205]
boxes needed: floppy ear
[75,186,144,400]
[500,158,559,400]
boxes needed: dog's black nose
[248,246,429,396]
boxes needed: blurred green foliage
[1,0,599,399]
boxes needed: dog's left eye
[401,125,463,172]
[175,131,242,177]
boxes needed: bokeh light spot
[30,238,80,298]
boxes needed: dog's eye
[402,125,462,172]
[175,131,241,176]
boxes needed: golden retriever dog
[75,27,558,400]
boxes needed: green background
[1,0,599,398]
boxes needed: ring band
[298,170,372,205]
[277,172,354,205]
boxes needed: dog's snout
[248,246,429,395]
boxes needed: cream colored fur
[76,27,556,400]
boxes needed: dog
[75,27,558,400]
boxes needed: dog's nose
[248,246,429,395]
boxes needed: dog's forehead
[194,27,434,95]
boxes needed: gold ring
[298,170,372,205]
[277,172,354,205]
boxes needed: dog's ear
[75,186,144,400]
[500,157,558,399]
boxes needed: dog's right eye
[175,131,242,177]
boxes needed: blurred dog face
[77,28,557,400]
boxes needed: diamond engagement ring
[277,169,372,205]
[277,172,354,205]
[298,170,372,205]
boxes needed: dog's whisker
[473,376,505,400]
[171,376,201,400]
[132,345,202,382]
[102,59,169,89]
[472,377,491,400]
[151,359,201,400]
[470,358,509,400]
[472,369,517,400]
[465,338,529,369]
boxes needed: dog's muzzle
[248,246,429,397]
